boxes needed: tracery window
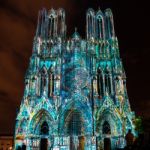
[67,110,82,136]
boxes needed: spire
[72,27,80,40]
[98,6,101,11]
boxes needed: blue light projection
[14,8,137,150]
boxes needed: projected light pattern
[14,8,137,150]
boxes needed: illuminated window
[40,67,47,94]
[97,68,104,97]
[48,72,54,97]
[105,70,111,94]
[67,110,82,136]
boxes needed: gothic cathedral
[14,8,136,150]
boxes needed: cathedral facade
[14,8,136,150]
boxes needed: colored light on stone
[14,8,137,150]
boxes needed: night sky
[0,0,150,135]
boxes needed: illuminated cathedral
[14,8,137,150]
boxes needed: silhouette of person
[22,143,26,150]
[125,129,134,149]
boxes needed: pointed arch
[105,67,111,95]
[86,8,95,40]
[97,67,104,97]
[96,101,123,136]
[48,65,54,97]
[40,66,48,95]
[47,9,57,39]
[65,109,83,136]
[97,110,122,136]
[96,10,105,39]
[31,99,57,121]
[29,109,54,135]
[38,8,47,38]
[59,99,93,136]
[57,8,66,38]
[105,8,115,38]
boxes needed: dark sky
[0,0,150,134]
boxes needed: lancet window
[47,9,57,39]
[105,9,115,38]
[36,8,47,37]
[40,67,47,94]
[96,11,105,39]
[86,9,95,39]
[105,69,111,94]
[97,67,104,97]
[57,9,65,38]
[48,67,54,97]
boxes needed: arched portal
[59,99,93,149]
[65,109,85,150]
[67,110,82,136]
[59,99,93,135]
[29,109,54,150]
[30,109,53,135]
[96,108,122,150]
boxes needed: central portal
[66,109,85,150]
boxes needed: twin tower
[14,8,136,150]
[36,8,115,40]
